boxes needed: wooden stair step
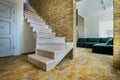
[24,11,38,17]
[25,9,36,14]
[27,19,43,25]
[28,54,54,71]
[25,15,40,22]
[33,27,51,32]
[36,43,69,50]
[37,37,65,43]
[37,32,56,38]
[36,49,65,59]
[30,23,48,28]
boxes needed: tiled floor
[0,48,120,80]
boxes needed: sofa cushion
[78,38,87,42]
[77,42,85,47]
[92,43,113,55]
[100,38,110,43]
[84,42,99,48]
[87,38,99,42]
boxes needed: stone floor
[0,48,120,80]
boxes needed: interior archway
[73,0,120,67]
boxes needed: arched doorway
[73,0,120,67]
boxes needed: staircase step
[28,54,54,71]
[25,16,43,22]
[27,19,43,24]
[24,12,38,19]
[25,7,35,12]
[30,23,48,28]
[37,37,65,43]
[36,43,72,50]
[24,4,34,11]
[24,13,41,20]
[37,32,56,38]
[33,27,52,32]
[24,11,38,16]
[36,49,65,59]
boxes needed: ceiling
[77,0,113,17]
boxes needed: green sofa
[92,39,113,55]
[77,38,109,48]
[77,38,113,55]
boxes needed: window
[99,19,113,38]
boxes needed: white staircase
[24,4,73,71]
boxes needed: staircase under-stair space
[24,4,73,71]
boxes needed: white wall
[5,0,35,55]
[23,21,35,53]
[84,7,113,38]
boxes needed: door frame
[0,0,17,56]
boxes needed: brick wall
[29,0,73,42]
[114,0,120,67]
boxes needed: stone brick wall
[29,0,73,42]
[114,0,120,67]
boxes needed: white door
[0,0,16,57]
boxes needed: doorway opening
[76,0,114,55]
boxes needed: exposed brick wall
[114,0,120,67]
[29,0,73,42]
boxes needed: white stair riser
[25,16,43,22]
[25,8,35,12]
[28,20,44,25]
[28,56,46,70]
[36,49,55,59]
[25,15,40,20]
[25,11,38,17]
[37,44,67,50]
[33,27,52,32]
[25,14,41,20]
[25,10,35,15]
[37,37,65,43]
[37,33,55,38]
[25,14,38,19]
[30,23,48,28]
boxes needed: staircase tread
[25,10,35,13]
[38,42,73,44]
[38,37,65,39]
[30,24,48,28]
[24,14,40,18]
[26,17,42,21]
[28,54,54,64]
[37,48,65,53]
[37,32,56,34]
[29,22,46,25]
[28,20,43,24]
[36,31,52,33]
